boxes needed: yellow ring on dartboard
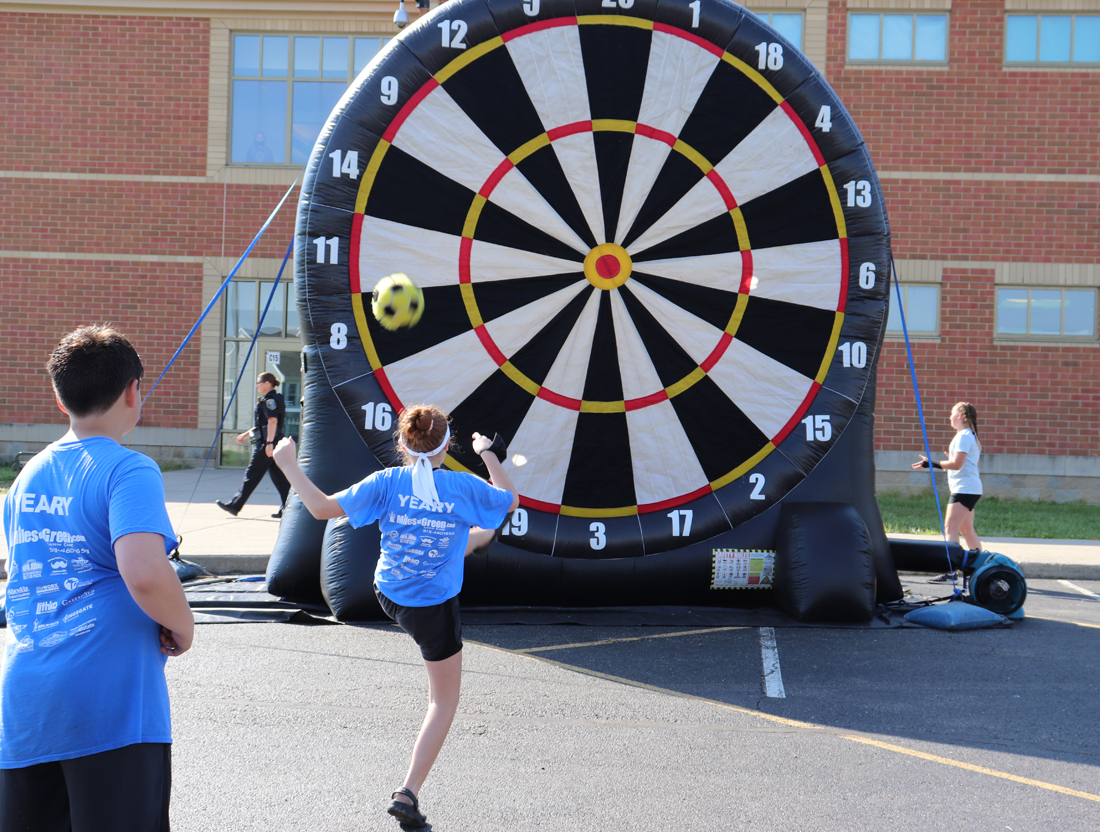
[583,243,632,290]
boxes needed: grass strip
[878,491,1100,540]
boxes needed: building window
[753,12,804,49]
[886,284,939,335]
[1005,15,1100,64]
[221,280,302,465]
[995,287,1098,340]
[848,13,948,63]
[231,34,390,165]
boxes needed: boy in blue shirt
[1,325,194,832]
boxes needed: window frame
[885,283,941,337]
[751,10,805,50]
[229,32,390,167]
[994,286,1099,342]
[846,12,951,65]
[1003,13,1100,67]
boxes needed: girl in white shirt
[912,402,983,582]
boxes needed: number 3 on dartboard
[589,522,606,550]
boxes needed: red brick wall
[0,13,298,432]
[876,270,1100,457]
[825,0,1100,457]
[1,180,297,259]
[0,259,203,428]
[1,14,209,176]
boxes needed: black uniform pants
[227,442,291,510]
[0,742,171,832]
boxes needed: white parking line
[759,627,786,698]
[1059,580,1100,600]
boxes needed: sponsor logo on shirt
[69,620,95,637]
[62,604,93,624]
[14,637,34,653]
[423,571,437,578]
[399,532,417,545]
[39,632,68,648]
[7,607,28,620]
[6,585,30,601]
[390,513,452,531]
[386,541,402,552]
[72,556,93,572]
[402,556,420,566]
[49,557,68,574]
[436,537,451,549]
[21,559,43,579]
[387,531,399,540]
[17,493,74,515]
[390,568,403,579]
[10,623,27,635]
[10,528,87,546]
[33,619,59,632]
[407,548,424,556]
[420,537,435,546]
[63,588,95,606]
[36,600,59,615]
[428,549,442,558]
[36,583,60,595]
[63,577,92,592]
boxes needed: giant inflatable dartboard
[297,0,890,563]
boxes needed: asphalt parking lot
[166,576,1100,832]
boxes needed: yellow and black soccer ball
[371,273,424,331]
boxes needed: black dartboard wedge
[295,0,891,568]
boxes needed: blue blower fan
[966,551,1027,619]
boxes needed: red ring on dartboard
[455,119,754,414]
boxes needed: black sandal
[387,788,428,828]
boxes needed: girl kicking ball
[273,404,518,828]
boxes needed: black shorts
[374,585,463,662]
[949,492,981,511]
[0,742,171,832]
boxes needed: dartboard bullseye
[296,0,890,560]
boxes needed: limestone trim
[891,261,1100,287]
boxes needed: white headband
[401,424,450,509]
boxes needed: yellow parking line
[469,635,1100,804]
[841,735,1100,803]
[506,626,745,654]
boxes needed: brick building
[1,0,1097,502]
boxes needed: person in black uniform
[216,372,291,518]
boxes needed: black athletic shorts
[0,742,171,832]
[949,492,981,511]
[374,584,463,662]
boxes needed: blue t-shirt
[337,466,513,607]
[1,436,178,767]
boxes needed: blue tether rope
[141,176,299,406]
[172,240,295,529]
[889,254,962,595]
